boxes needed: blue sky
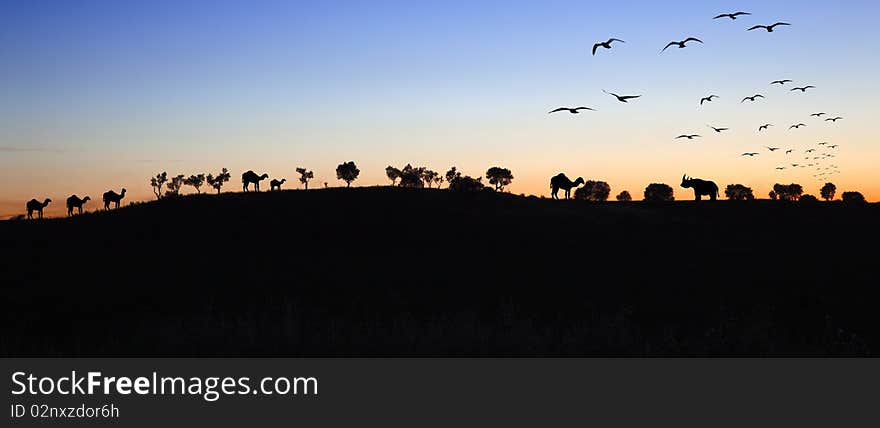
[1,0,878,216]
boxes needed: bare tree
[150,172,168,200]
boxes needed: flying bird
[548,107,596,114]
[786,149,794,154]
[700,95,719,105]
[592,38,625,55]
[748,22,791,32]
[829,144,839,148]
[790,86,815,92]
[676,134,702,140]
[661,37,703,52]
[776,167,786,170]
[789,123,807,129]
[603,90,641,103]
[707,125,729,133]
[714,12,751,20]
[810,112,826,117]
[805,149,816,153]
[766,146,781,151]
[818,142,827,145]
[742,94,765,103]
[741,152,759,156]
[758,124,773,131]
[825,116,843,122]
[771,79,793,85]
[791,163,800,167]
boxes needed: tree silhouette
[644,183,674,201]
[336,161,360,187]
[396,164,424,188]
[166,174,185,197]
[206,168,231,194]
[616,190,632,201]
[724,184,755,201]
[423,169,440,188]
[436,176,445,189]
[768,190,778,200]
[183,174,205,194]
[296,167,314,189]
[150,172,168,200]
[820,182,836,201]
[485,167,514,192]
[449,175,484,192]
[799,194,819,203]
[841,191,867,204]
[772,183,803,201]
[385,166,402,186]
[574,180,611,201]
[445,167,461,186]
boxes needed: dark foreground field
[1,188,877,356]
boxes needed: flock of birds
[549,10,845,183]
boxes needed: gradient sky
[2,0,878,218]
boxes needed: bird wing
[548,107,568,114]
[805,86,815,89]
[684,37,704,44]
[574,107,595,111]
[592,43,600,55]
[733,12,751,16]
[661,42,676,52]
[620,95,641,100]
[755,94,765,98]
[700,97,707,105]
[742,97,750,102]
[713,14,730,19]
[771,22,791,27]
[609,38,625,43]
[747,25,766,31]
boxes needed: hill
[1,188,877,355]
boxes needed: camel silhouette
[550,173,585,200]
[26,198,51,219]
[66,195,91,216]
[103,188,126,210]
[270,178,286,191]
[242,170,269,192]
[680,175,719,201]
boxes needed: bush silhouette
[449,175,484,192]
[336,161,360,187]
[616,190,632,202]
[385,166,401,186]
[296,167,314,189]
[574,180,611,201]
[772,183,803,201]
[768,190,778,200]
[644,183,674,201]
[841,191,867,204]
[150,172,168,200]
[206,168,231,194]
[184,174,205,194]
[485,167,514,192]
[398,164,426,188]
[820,182,836,201]
[166,174,185,197]
[799,194,819,203]
[445,167,461,187]
[423,169,440,188]
[725,184,755,201]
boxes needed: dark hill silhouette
[0,188,877,356]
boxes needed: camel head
[260,173,269,180]
[280,178,286,184]
[574,177,585,186]
[120,188,127,196]
[83,196,91,202]
[681,174,692,188]
[43,198,52,205]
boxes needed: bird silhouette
[825,116,843,122]
[548,107,596,114]
[776,166,786,170]
[700,95,719,105]
[786,149,794,154]
[748,22,791,32]
[758,124,773,131]
[707,125,729,133]
[771,79,793,85]
[603,90,641,103]
[766,146,780,151]
[661,37,703,52]
[676,134,701,140]
[818,142,827,145]
[791,163,800,167]
[805,149,816,153]
[789,123,807,129]
[742,94,765,103]
[741,152,759,156]
[790,85,815,92]
[592,38,625,55]
[714,12,751,20]
[810,112,826,117]
[829,144,839,148]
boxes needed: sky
[1,0,878,218]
